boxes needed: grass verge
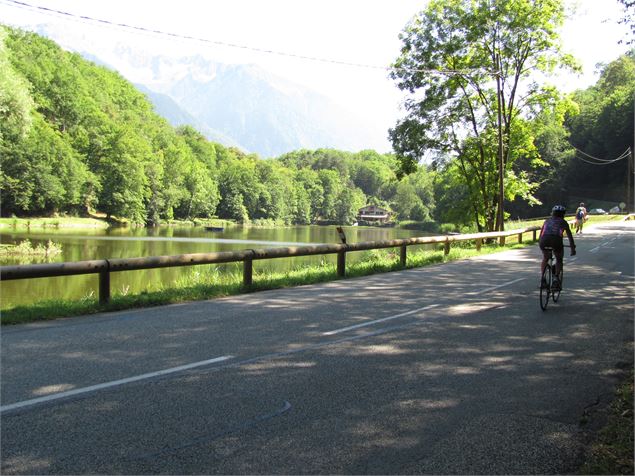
[0,216,109,229]
[580,369,634,475]
[0,242,524,325]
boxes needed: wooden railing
[0,226,541,305]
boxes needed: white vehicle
[589,208,608,215]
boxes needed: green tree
[252,160,295,223]
[217,154,257,222]
[565,52,635,208]
[334,187,366,225]
[97,126,149,223]
[293,168,324,223]
[507,92,577,217]
[390,0,575,231]
[349,150,398,199]
[434,162,475,226]
[316,169,343,220]
[177,126,220,219]
[392,167,435,221]
[0,28,32,145]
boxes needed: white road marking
[470,278,526,295]
[324,277,525,336]
[0,355,234,413]
[322,304,441,336]
[589,237,620,254]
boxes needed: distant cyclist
[574,202,587,234]
[539,205,577,289]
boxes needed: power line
[0,0,493,78]
[570,147,631,166]
[573,145,630,162]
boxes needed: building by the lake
[357,205,392,225]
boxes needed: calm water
[0,225,427,308]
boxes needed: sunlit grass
[0,216,109,229]
[0,214,625,325]
[580,370,634,475]
[0,240,527,325]
[507,213,626,230]
[0,239,62,257]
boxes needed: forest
[0,12,633,232]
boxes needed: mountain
[167,64,369,157]
[134,84,245,149]
[30,23,383,157]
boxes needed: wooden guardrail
[0,226,541,305]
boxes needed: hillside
[0,26,404,226]
[0,26,223,224]
[32,23,383,157]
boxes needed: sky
[0,0,631,151]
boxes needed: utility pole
[626,149,635,212]
[632,93,634,212]
[496,53,505,231]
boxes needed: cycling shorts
[539,235,563,254]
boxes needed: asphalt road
[1,221,633,475]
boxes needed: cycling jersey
[540,216,571,238]
[539,216,575,256]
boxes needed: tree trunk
[496,54,505,232]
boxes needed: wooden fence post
[99,260,110,305]
[243,257,253,286]
[400,245,407,266]
[444,239,451,255]
[476,238,482,251]
[499,236,506,246]
[518,232,523,244]
[533,229,537,241]
[337,250,346,277]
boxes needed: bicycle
[539,245,569,310]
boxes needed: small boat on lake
[205,226,224,232]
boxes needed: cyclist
[539,205,577,289]
[574,202,587,234]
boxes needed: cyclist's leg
[539,238,550,275]
[553,247,564,287]
[540,251,549,275]
[553,246,563,274]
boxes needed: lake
[0,225,429,309]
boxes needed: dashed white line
[324,277,526,336]
[0,355,234,413]
[470,278,526,295]
[322,304,441,336]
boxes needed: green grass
[0,242,523,325]
[0,216,109,229]
[580,370,634,475]
[506,213,626,230]
[0,239,62,257]
[0,214,626,325]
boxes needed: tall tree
[390,0,576,231]
[565,52,635,208]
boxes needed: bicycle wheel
[540,265,551,310]
[552,267,563,302]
